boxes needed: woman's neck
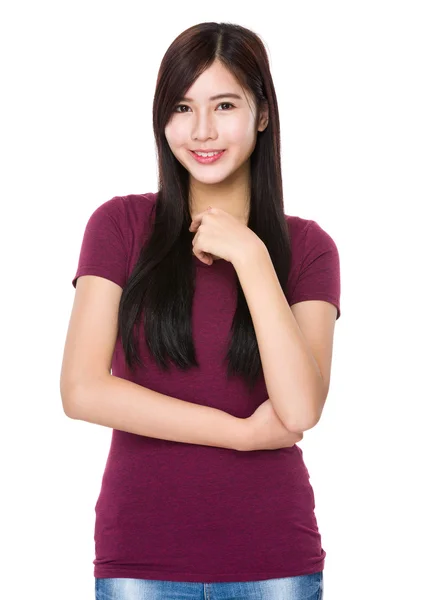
[188,173,251,225]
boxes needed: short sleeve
[71,197,128,289]
[289,220,341,320]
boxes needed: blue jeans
[95,571,323,599]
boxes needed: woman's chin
[190,172,231,186]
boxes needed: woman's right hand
[241,399,303,451]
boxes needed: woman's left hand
[189,206,263,266]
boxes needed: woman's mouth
[189,150,226,164]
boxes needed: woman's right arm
[65,374,247,451]
[60,275,246,452]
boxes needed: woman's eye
[174,102,234,113]
[174,104,190,113]
[218,102,234,110]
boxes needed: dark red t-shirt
[72,192,341,582]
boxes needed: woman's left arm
[233,242,336,433]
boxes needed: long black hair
[118,22,292,391]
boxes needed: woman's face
[164,60,268,186]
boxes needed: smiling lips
[189,149,226,164]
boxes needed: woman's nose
[191,111,217,140]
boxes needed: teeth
[194,151,221,157]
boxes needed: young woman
[61,21,340,600]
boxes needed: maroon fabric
[72,193,341,582]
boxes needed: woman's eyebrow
[179,93,243,102]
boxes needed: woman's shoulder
[284,213,313,244]
[120,192,158,214]
[104,192,157,232]
[91,192,157,223]
[285,213,336,248]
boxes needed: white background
[2,1,420,598]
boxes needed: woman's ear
[257,103,269,132]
